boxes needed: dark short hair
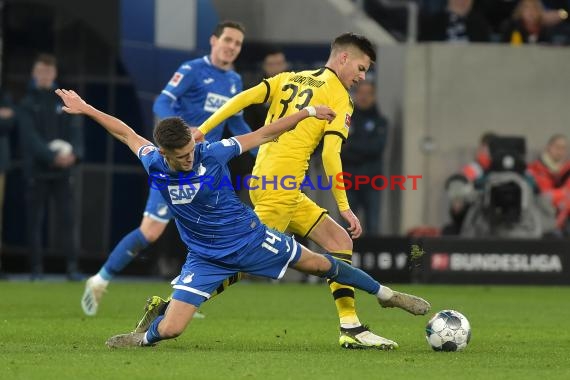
[212,20,245,37]
[263,47,285,58]
[153,117,192,150]
[331,33,376,62]
[480,132,497,146]
[34,53,57,67]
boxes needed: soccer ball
[425,310,471,351]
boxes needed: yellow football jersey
[253,68,353,189]
[198,67,354,211]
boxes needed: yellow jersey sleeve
[322,134,350,211]
[322,94,353,212]
[198,81,269,135]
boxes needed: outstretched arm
[55,89,151,155]
[234,106,336,153]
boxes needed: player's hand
[313,105,336,123]
[340,209,362,239]
[55,89,88,114]
[192,129,205,142]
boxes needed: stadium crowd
[1,1,570,287]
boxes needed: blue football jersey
[154,56,252,142]
[138,138,265,257]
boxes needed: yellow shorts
[249,185,328,238]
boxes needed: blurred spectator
[0,90,16,279]
[419,0,491,42]
[447,135,554,238]
[541,0,570,43]
[18,54,84,280]
[501,0,554,44]
[473,0,519,35]
[528,134,570,235]
[341,81,388,235]
[475,0,568,38]
[540,0,569,27]
[440,132,496,235]
[461,131,497,185]
[244,48,289,130]
[442,174,474,235]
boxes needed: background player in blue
[56,88,430,350]
[81,21,253,316]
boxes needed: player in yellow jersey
[192,33,430,349]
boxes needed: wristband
[304,106,316,117]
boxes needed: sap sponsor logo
[168,72,184,87]
[204,92,230,113]
[446,253,563,273]
[352,251,408,271]
[168,183,201,204]
[181,64,192,70]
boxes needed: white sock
[377,285,393,301]
[91,273,109,287]
[142,332,149,346]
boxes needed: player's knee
[315,254,333,275]
[305,253,332,276]
[324,232,353,252]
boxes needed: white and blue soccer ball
[426,310,471,352]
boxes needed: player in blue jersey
[56,88,430,350]
[81,21,253,316]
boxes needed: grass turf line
[1,282,569,380]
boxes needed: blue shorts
[171,228,302,307]
[143,187,173,223]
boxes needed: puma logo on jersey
[203,78,214,84]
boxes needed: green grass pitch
[1,282,569,380]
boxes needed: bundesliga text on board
[430,252,563,273]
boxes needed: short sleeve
[205,137,242,165]
[161,63,196,101]
[137,144,159,173]
[324,95,352,142]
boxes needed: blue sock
[100,228,149,280]
[144,315,164,345]
[322,254,381,295]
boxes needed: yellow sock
[210,272,242,299]
[328,250,360,326]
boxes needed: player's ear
[209,34,217,47]
[157,148,166,157]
